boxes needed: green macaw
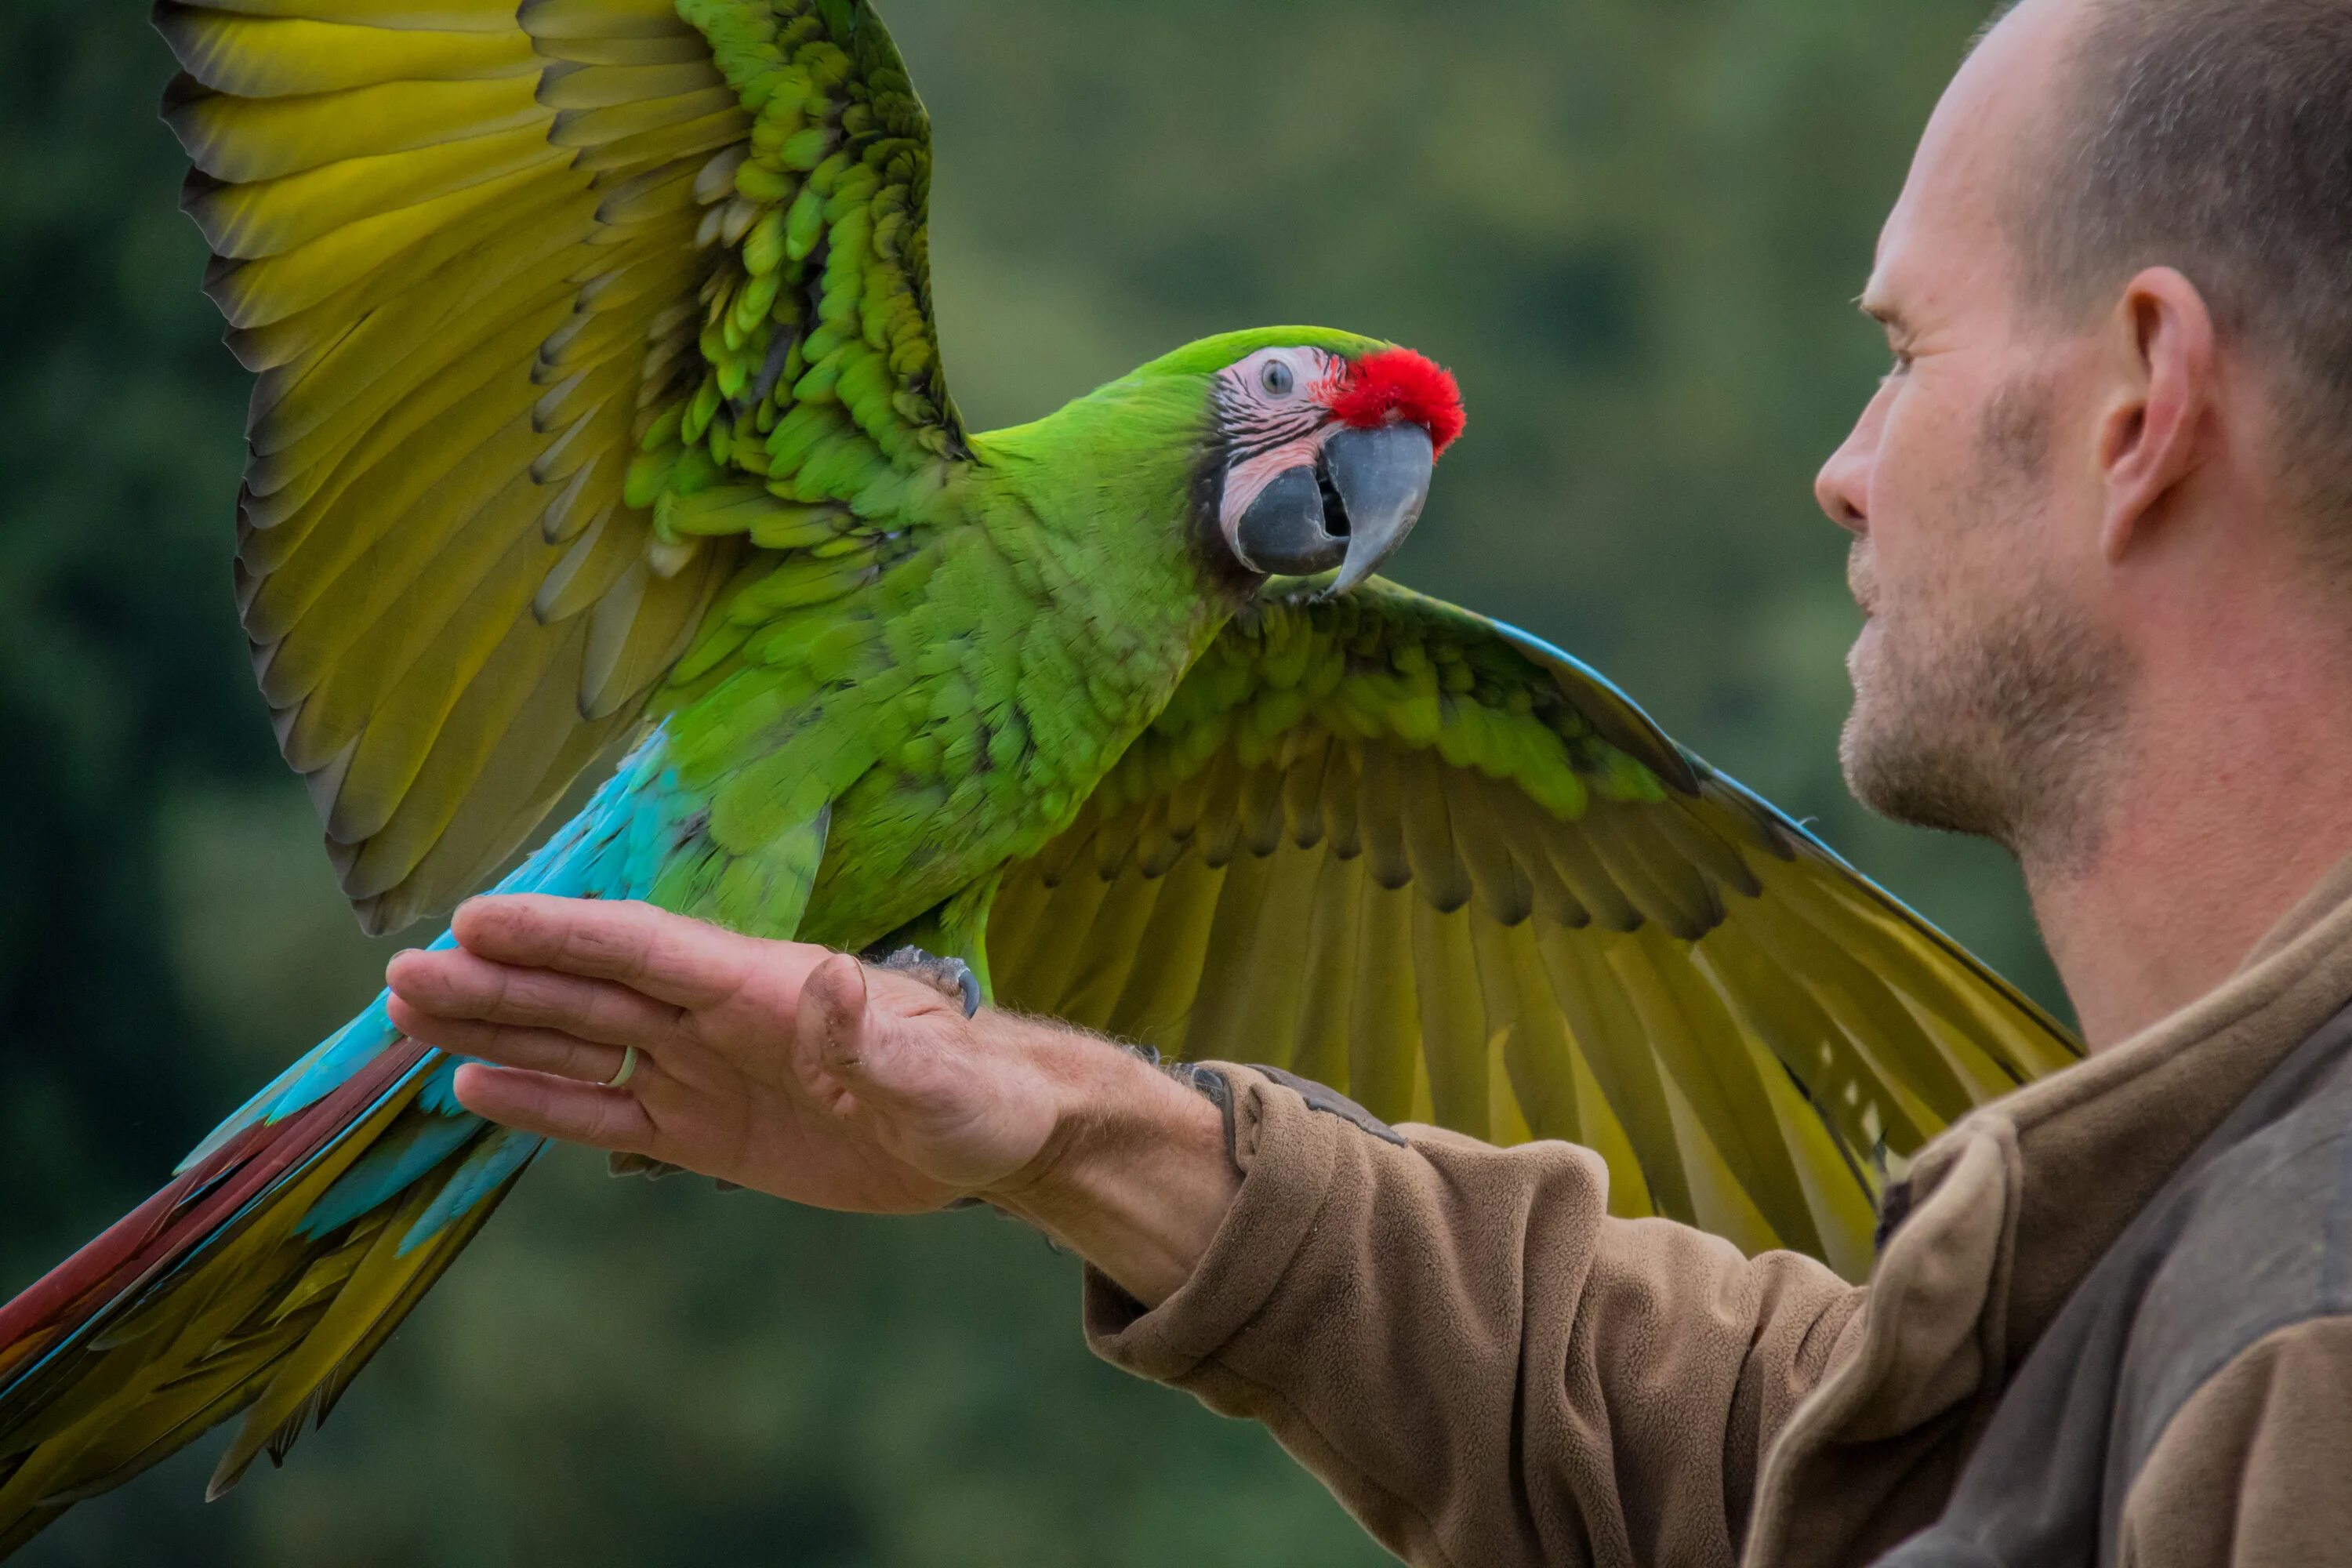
[0,0,2079,1548]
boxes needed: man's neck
[2024,610,2352,1050]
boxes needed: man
[382,0,2352,1561]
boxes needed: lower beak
[1227,422,1436,590]
[1323,422,1434,594]
[1230,463,1339,577]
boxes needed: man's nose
[1815,427,1871,535]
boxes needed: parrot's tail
[0,739,698,1554]
[0,1000,534,1555]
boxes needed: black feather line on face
[1190,387,1252,587]
[1193,390,1237,536]
[1225,407,1325,462]
[1206,379,1324,470]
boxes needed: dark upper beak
[1229,421,1436,590]
[1323,422,1435,593]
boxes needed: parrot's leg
[862,873,1003,1018]
[872,946,982,1017]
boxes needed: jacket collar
[1744,851,2352,1567]
[1904,847,2352,1366]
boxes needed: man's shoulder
[2117,1044,2352,1479]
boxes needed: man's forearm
[1082,1065,1867,1568]
[984,1024,1240,1307]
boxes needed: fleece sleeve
[1083,1065,1866,1568]
[2118,1316,2352,1568]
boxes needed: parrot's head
[1127,328,1465,595]
[1206,336,1465,593]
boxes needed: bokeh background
[0,2,2054,1563]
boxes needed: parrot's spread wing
[989,580,2082,1276]
[162,0,962,931]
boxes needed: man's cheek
[1870,400,1948,536]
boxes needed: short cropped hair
[2006,0,2352,514]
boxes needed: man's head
[1817,0,2352,869]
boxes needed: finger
[387,947,681,1047]
[799,953,873,1081]
[387,996,630,1084]
[451,1062,648,1144]
[452,1063,657,1150]
[452,896,804,1011]
[792,954,950,1114]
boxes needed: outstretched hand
[384,895,1238,1304]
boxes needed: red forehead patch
[1325,348,1466,457]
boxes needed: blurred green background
[0,2,2053,1563]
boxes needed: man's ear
[2096,266,2216,562]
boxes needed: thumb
[797,956,1048,1191]
[795,954,976,1140]
[798,952,875,1088]
[795,956,958,1144]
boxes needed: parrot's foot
[607,1150,740,1192]
[870,946,982,1018]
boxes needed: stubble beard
[1841,587,2133,869]
[1837,375,2137,871]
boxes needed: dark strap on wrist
[1246,1065,1408,1147]
[1168,1063,1240,1172]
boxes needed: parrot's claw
[608,1151,740,1192]
[873,946,982,1018]
[608,1150,684,1181]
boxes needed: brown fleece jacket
[1087,857,2352,1567]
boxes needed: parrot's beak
[1321,422,1435,595]
[1228,421,1436,589]
[1230,463,1341,577]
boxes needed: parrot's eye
[1260,359,1295,397]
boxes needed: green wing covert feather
[989,579,2082,1279]
[158,0,964,933]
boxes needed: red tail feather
[0,1041,430,1392]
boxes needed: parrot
[0,0,2082,1550]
